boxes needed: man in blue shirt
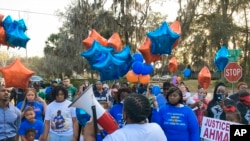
[0,85,21,141]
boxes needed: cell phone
[216,94,224,101]
[28,102,34,106]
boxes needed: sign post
[224,62,242,93]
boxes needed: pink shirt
[193,95,209,126]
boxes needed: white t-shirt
[103,123,167,141]
[45,100,76,135]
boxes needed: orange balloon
[0,26,6,45]
[170,21,181,49]
[168,57,178,73]
[125,70,139,83]
[139,75,150,84]
[108,33,122,52]
[138,37,161,64]
[0,58,34,89]
[170,21,181,34]
[177,76,181,82]
[82,29,108,50]
[0,14,4,25]
[198,66,211,89]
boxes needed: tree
[43,0,166,79]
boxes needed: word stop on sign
[225,68,241,76]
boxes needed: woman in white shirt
[84,93,167,141]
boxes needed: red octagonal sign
[224,62,242,82]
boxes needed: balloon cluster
[138,21,181,64]
[125,53,153,84]
[81,30,133,81]
[0,14,30,48]
[214,45,229,71]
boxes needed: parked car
[152,75,160,81]
[30,75,44,86]
[160,75,172,81]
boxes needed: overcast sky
[0,0,178,57]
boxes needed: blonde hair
[20,88,37,112]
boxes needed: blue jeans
[49,132,73,141]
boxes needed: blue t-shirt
[18,119,44,139]
[16,101,44,121]
[109,103,123,128]
[151,104,199,141]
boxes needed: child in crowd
[18,106,44,141]
[224,105,242,124]
[25,128,38,141]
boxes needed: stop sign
[224,62,242,82]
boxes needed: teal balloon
[76,108,90,126]
[3,17,30,48]
[147,21,180,55]
[214,45,229,71]
[2,15,13,31]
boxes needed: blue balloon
[151,85,161,96]
[81,40,113,67]
[133,53,144,63]
[214,45,229,71]
[17,19,27,31]
[113,46,131,60]
[141,63,153,75]
[76,108,90,126]
[117,53,133,77]
[132,61,143,75]
[147,21,180,55]
[5,20,30,48]
[2,15,13,31]
[183,68,191,78]
[81,41,133,81]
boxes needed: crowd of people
[0,76,249,141]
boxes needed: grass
[183,79,216,93]
[152,79,236,93]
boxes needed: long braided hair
[123,93,151,123]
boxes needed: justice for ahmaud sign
[200,117,240,141]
